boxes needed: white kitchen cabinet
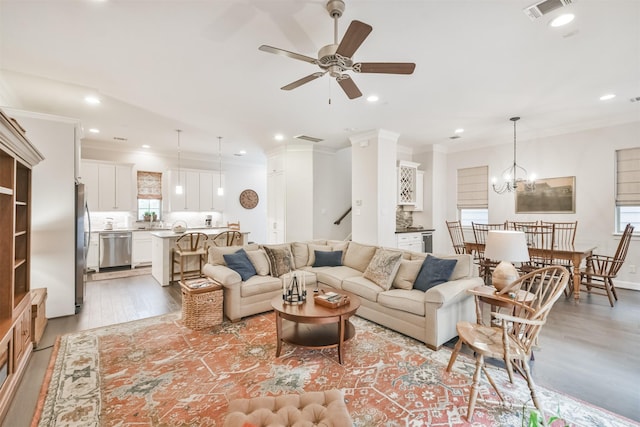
[132,231,152,267]
[414,170,424,212]
[199,171,226,212]
[168,170,200,211]
[97,163,133,211]
[398,161,420,206]
[86,232,100,271]
[81,161,100,212]
[396,232,423,252]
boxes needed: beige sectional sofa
[202,240,482,350]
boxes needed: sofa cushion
[240,275,283,298]
[313,250,343,267]
[392,259,423,290]
[307,244,332,266]
[245,249,270,276]
[434,253,474,280]
[343,242,377,272]
[378,289,426,317]
[362,248,403,290]
[263,246,293,277]
[414,255,458,292]
[309,265,361,289]
[342,276,383,302]
[290,242,311,269]
[223,249,257,281]
[208,245,245,266]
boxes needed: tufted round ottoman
[223,389,353,427]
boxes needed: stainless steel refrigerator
[75,182,90,313]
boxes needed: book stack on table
[314,291,350,308]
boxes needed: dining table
[464,241,596,301]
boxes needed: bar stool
[171,232,209,283]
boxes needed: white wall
[284,147,314,242]
[313,147,352,240]
[443,121,640,288]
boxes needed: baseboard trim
[615,280,640,291]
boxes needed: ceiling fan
[258,0,416,99]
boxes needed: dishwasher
[99,231,132,269]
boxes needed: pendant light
[217,136,224,196]
[175,129,183,195]
[491,117,535,194]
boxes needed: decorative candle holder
[283,272,307,305]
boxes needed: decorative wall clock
[239,189,259,209]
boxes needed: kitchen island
[151,228,250,286]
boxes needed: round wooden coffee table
[271,291,361,364]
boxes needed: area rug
[32,312,638,427]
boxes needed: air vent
[113,136,128,141]
[630,96,640,103]
[449,135,461,140]
[294,134,324,143]
[523,0,574,20]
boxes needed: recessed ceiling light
[550,13,574,27]
[142,144,150,149]
[88,128,100,134]
[366,95,379,102]
[239,150,247,155]
[274,134,284,141]
[84,95,101,105]
[454,128,464,134]
[600,93,616,101]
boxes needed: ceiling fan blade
[258,45,317,64]
[354,62,416,74]
[337,75,362,99]
[335,20,372,58]
[281,72,326,91]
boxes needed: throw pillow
[413,255,458,292]
[223,249,257,281]
[392,259,423,290]
[307,244,332,266]
[290,242,310,269]
[343,242,378,272]
[263,246,293,277]
[313,250,343,267]
[362,248,403,291]
[245,249,270,276]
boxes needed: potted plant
[143,212,152,221]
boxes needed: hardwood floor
[3,275,639,426]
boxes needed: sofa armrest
[423,277,484,307]
[202,263,242,287]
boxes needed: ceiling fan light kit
[258,0,415,100]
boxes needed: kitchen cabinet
[414,170,424,212]
[199,171,226,212]
[132,231,152,267]
[81,161,99,212]
[86,232,99,271]
[168,170,200,211]
[396,232,423,252]
[398,161,420,206]
[98,163,133,211]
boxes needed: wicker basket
[180,278,223,330]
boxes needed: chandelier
[492,117,535,194]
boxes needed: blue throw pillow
[223,248,257,281]
[313,250,343,267]
[413,255,458,292]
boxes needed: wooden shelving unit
[0,109,44,422]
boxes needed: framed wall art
[515,176,576,214]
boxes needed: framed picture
[515,176,576,213]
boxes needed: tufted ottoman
[223,389,353,427]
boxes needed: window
[457,166,488,226]
[615,148,640,233]
[137,171,162,221]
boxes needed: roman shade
[137,171,162,199]
[457,166,488,209]
[616,148,640,206]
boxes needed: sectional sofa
[201,240,482,350]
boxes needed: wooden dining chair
[446,220,467,254]
[446,266,570,422]
[171,232,209,283]
[514,223,555,273]
[580,223,634,307]
[542,221,577,295]
[506,220,539,231]
[210,230,242,247]
[471,222,506,285]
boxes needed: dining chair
[471,222,506,285]
[542,221,577,295]
[446,220,467,254]
[513,223,555,273]
[210,230,242,247]
[171,232,209,283]
[506,220,538,231]
[446,266,570,422]
[580,223,634,307]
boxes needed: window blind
[137,171,162,199]
[457,166,488,209]
[616,148,640,206]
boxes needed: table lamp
[484,230,530,291]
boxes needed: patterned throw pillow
[362,248,403,291]
[263,246,293,277]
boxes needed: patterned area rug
[32,312,638,426]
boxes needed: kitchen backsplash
[89,211,225,231]
[396,206,413,229]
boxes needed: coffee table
[271,291,361,364]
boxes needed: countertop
[94,226,229,234]
[150,228,249,238]
[395,228,435,234]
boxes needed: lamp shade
[484,230,530,263]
